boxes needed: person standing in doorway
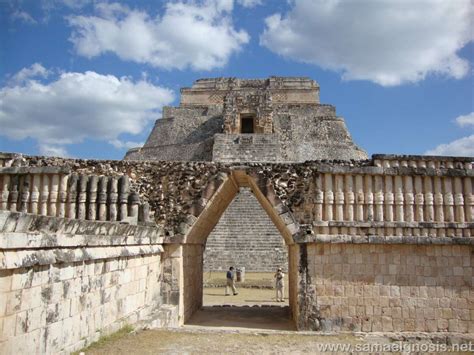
[225,266,238,296]
[274,267,284,302]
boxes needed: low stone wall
[0,211,165,354]
[304,242,473,333]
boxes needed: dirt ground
[203,286,289,306]
[78,287,474,354]
[80,328,473,355]
[203,272,289,290]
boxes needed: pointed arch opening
[178,169,300,329]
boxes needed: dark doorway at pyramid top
[241,115,255,134]
[124,76,368,163]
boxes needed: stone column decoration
[324,173,334,221]
[8,175,19,212]
[314,175,323,221]
[374,175,384,222]
[0,175,10,210]
[434,176,444,222]
[423,176,434,222]
[139,202,151,223]
[97,176,108,221]
[58,175,68,218]
[355,175,364,222]
[364,175,374,221]
[49,174,59,217]
[87,175,98,221]
[344,175,354,222]
[77,175,88,220]
[128,191,140,220]
[443,178,454,222]
[464,176,473,222]
[404,175,414,223]
[66,174,79,219]
[334,175,344,221]
[118,175,130,221]
[108,177,118,221]
[414,176,424,222]
[30,174,41,215]
[453,177,465,223]
[384,175,394,222]
[19,175,30,213]
[394,175,404,222]
[39,175,50,215]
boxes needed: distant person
[274,267,284,302]
[225,266,238,296]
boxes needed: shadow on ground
[186,306,296,331]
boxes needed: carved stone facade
[125,77,367,163]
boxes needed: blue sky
[1,0,473,160]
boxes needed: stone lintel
[0,166,71,175]
[295,234,474,245]
[311,221,474,229]
[0,244,164,269]
[372,154,474,162]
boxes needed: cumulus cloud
[455,112,474,128]
[9,63,50,85]
[425,112,474,156]
[68,0,249,71]
[0,63,174,157]
[260,0,473,86]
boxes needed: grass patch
[73,325,134,354]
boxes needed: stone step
[204,187,288,273]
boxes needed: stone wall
[204,188,287,272]
[0,210,164,354]
[125,106,223,161]
[306,243,473,333]
[0,152,472,337]
[183,244,203,322]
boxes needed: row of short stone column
[373,157,472,170]
[0,172,151,223]
[308,173,472,224]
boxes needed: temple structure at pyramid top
[125,77,368,162]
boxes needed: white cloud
[260,0,473,86]
[60,0,91,8]
[425,135,474,157]
[426,112,474,156]
[68,1,249,71]
[0,63,174,156]
[38,144,69,157]
[108,139,144,150]
[11,10,37,24]
[237,0,262,8]
[456,112,474,127]
[9,63,50,85]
